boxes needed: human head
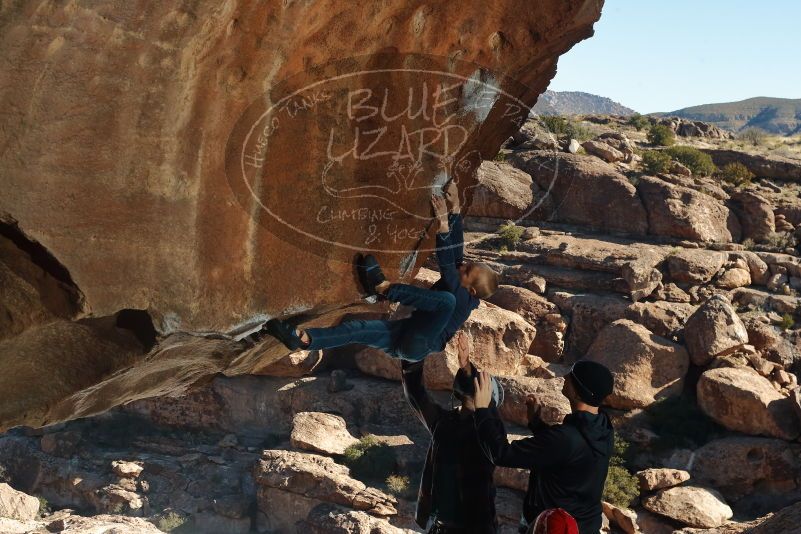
[562,360,614,409]
[459,262,499,299]
[531,508,579,534]
[453,363,504,412]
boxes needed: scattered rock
[496,375,570,427]
[602,501,639,534]
[715,267,751,289]
[642,486,733,528]
[586,320,689,409]
[582,139,625,163]
[254,450,396,533]
[290,412,359,456]
[697,367,801,440]
[692,436,801,500]
[636,468,691,492]
[684,295,748,366]
[667,249,726,284]
[468,161,535,220]
[111,461,143,479]
[0,483,39,521]
[638,176,737,243]
[253,349,323,377]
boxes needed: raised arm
[432,194,460,292]
[401,360,445,433]
[473,372,568,470]
[443,181,464,267]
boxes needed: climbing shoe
[357,254,387,297]
[262,319,306,350]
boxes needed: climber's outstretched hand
[444,181,460,214]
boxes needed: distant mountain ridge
[532,90,636,116]
[660,97,801,135]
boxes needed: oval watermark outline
[227,56,562,255]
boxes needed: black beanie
[569,360,614,407]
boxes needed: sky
[548,0,801,113]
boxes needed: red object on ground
[531,508,579,534]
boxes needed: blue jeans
[305,283,457,361]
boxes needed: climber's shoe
[262,319,306,350]
[357,254,387,297]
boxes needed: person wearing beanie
[402,333,505,533]
[531,508,579,534]
[473,360,615,534]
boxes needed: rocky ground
[2,116,801,533]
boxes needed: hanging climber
[258,181,499,362]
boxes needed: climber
[259,181,499,362]
[403,333,505,534]
[472,361,615,534]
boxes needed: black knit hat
[568,360,614,407]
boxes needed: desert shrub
[156,511,188,532]
[603,436,639,508]
[780,313,795,330]
[498,221,525,250]
[342,435,397,482]
[493,151,507,162]
[645,395,724,449]
[647,124,676,146]
[718,162,754,186]
[542,115,570,136]
[37,496,51,516]
[740,128,766,146]
[603,465,640,508]
[541,116,593,141]
[641,150,672,174]
[627,113,651,131]
[765,232,796,250]
[742,238,756,251]
[664,146,717,176]
[565,120,593,142]
[385,474,415,500]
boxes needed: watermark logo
[225,53,559,264]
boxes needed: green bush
[740,128,766,146]
[156,511,188,532]
[498,221,525,250]
[493,151,507,162]
[540,116,592,141]
[718,162,754,186]
[641,150,672,174]
[603,436,638,507]
[542,115,570,136]
[37,496,51,517]
[780,313,795,330]
[627,113,651,131]
[342,435,397,482]
[603,465,640,508]
[645,395,724,449]
[647,124,676,146]
[766,232,796,250]
[385,474,415,500]
[664,146,718,176]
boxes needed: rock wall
[0,1,604,430]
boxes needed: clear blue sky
[549,0,801,113]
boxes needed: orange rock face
[0,1,603,429]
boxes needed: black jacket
[474,408,614,534]
[401,360,497,533]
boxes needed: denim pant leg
[386,283,458,314]
[386,287,456,362]
[305,319,399,354]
